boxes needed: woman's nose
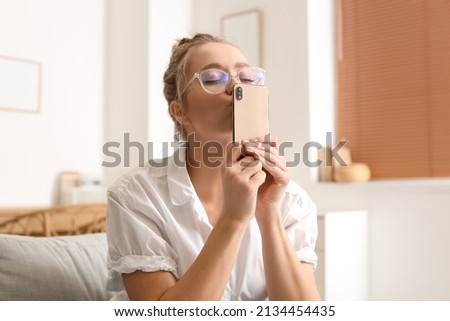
[225,77,239,95]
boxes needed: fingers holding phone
[220,142,266,224]
[243,138,289,186]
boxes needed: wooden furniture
[0,203,106,236]
[315,210,369,300]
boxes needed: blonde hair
[163,33,233,140]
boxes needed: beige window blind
[336,0,450,178]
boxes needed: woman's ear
[169,100,191,127]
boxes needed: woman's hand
[220,142,267,224]
[243,137,290,222]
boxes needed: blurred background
[0,0,449,300]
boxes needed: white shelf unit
[315,210,369,300]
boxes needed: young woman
[106,33,320,301]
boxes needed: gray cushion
[0,233,112,300]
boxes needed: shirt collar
[167,147,196,206]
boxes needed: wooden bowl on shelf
[333,163,371,183]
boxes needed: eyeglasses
[181,66,266,96]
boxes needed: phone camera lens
[236,86,243,101]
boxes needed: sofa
[0,232,112,300]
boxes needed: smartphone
[232,83,269,143]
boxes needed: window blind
[337,0,450,178]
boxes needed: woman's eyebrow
[234,62,251,68]
[199,63,222,70]
[199,62,250,70]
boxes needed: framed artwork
[0,55,42,113]
[221,9,263,67]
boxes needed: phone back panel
[232,84,269,143]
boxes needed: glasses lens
[252,67,265,85]
[200,69,229,94]
[237,67,265,85]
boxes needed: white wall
[103,0,150,187]
[307,0,336,182]
[148,0,193,159]
[0,0,103,206]
[0,0,194,202]
[102,0,193,187]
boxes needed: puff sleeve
[281,182,319,268]
[106,189,179,292]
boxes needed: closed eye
[201,70,227,82]
[240,77,255,83]
[203,78,225,85]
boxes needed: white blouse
[106,149,318,300]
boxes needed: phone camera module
[236,86,243,101]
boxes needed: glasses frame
[180,66,265,97]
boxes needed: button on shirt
[106,149,318,300]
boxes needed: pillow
[0,233,112,300]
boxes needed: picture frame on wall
[0,55,42,113]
